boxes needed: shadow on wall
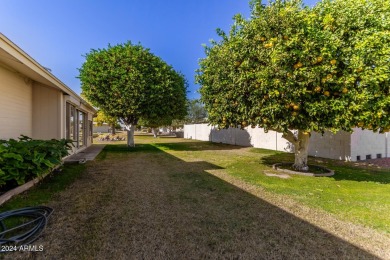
[208,125,297,154]
[153,141,245,151]
[209,127,252,147]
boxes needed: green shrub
[0,135,73,187]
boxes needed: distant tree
[79,42,187,147]
[138,117,174,138]
[94,110,118,134]
[197,0,390,171]
[186,99,208,123]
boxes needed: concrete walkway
[64,144,106,163]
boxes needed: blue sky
[1,0,319,99]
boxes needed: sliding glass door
[66,103,87,149]
[78,110,86,147]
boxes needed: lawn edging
[272,163,335,177]
[0,175,46,206]
[0,167,58,206]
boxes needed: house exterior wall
[0,33,96,154]
[351,128,388,160]
[0,65,33,139]
[32,82,62,140]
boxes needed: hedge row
[0,136,73,187]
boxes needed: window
[78,110,86,147]
[66,103,76,141]
[89,120,93,137]
[66,102,87,148]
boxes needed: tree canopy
[186,99,208,124]
[94,110,118,134]
[79,42,187,146]
[196,0,390,170]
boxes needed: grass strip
[0,164,86,212]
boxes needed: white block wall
[248,128,293,152]
[184,124,388,161]
[308,131,351,161]
[351,128,389,160]
[184,124,292,152]
[183,124,212,141]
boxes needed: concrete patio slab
[64,144,106,163]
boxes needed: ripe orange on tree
[294,62,303,69]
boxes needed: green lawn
[0,164,86,212]
[226,150,390,233]
[2,135,390,235]
[145,137,390,234]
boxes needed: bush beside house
[0,136,72,188]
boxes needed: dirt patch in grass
[5,139,390,259]
[354,157,390,169]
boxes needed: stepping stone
[264,171,290,179]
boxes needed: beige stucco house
[0,33,96,154]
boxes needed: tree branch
[268,127,298,145]
[281,129,298,145]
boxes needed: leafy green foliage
[167,99,208,128]
[0,136,73,187]
[94,110,119,134]
[94,110,118,127]
[197,0,390,133]
[186,99,208,124]
[78,42,188,128]
[138,117,174,129]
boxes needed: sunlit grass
[2,135,389,234]
[144,136,390,234]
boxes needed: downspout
[386,133,388,158]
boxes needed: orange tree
[79,42,187,147]
[196,0,390,171]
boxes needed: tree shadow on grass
[151,141,246,151]
[260,152,390,184]
[37,143,383,259]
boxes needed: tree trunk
[126,124,135,147]
[152,128,159,138]
[111,123,116,135]
[281,129,310,171]
[293,130,310,171]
